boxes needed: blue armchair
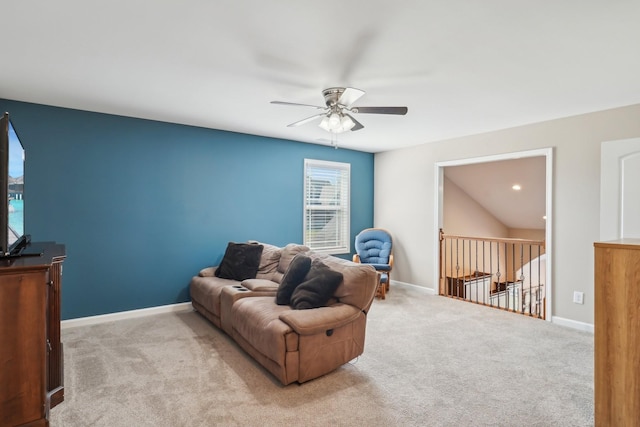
[353,228,394,299]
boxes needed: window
[303,159,350,254]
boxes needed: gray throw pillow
[215,242,264,281]
[290,258,343,310]
[276,254,312,305]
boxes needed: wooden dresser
[0,242,66,426]
[594,239,640,427]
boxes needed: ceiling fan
[271,87,408,134]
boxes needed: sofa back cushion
[253,242,282,281]
[272,243,310,283]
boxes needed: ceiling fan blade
[345,114,364,131]
[287,113,326,127]
[271,101,325,110]
[352,106,408,115]
[337,87,365,107]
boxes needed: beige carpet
[50,286,594,426]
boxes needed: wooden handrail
[440,229,544,247]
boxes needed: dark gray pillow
[276,254,312,305]
[290,259,343,310]
[215,242,264,281]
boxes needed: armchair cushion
[367,263,392,271]
[215,242,264,281]
[276,254,312,305]
[354,228,392,265]
[290,259,343,310]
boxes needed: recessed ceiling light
[512,184,521,190]
[543,215,547,220]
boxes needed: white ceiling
[444,157,546,230]
[2,1,640,153]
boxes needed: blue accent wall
[0,99,374,320]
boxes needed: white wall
[508,228,545,240]
[443,177,508,238]
[374,103,640,325]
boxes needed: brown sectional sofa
[189,242,378,385]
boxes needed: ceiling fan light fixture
[319,112,352,133]
[319,116,331,132]
[341,114,355,131]
[328,112,341,128]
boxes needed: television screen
[1,112,27,256]
[8,121,25,246]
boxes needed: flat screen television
[0,112,29,257]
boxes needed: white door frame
[434,148,554,321]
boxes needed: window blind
[303,159,350,254]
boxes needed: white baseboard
[61,283,434,329]
[61,302,193,329]
[62,291,593,334]
[551,316,594,333]
[391,280,437,295]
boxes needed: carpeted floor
[49,285,594,426]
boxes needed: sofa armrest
[241,278,279,292]
[199,266,218,277]
[278,304,361,336]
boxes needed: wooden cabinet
[0,242,66,426]
[46,250,66,409]
[594,239,640,427]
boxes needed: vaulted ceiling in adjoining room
[445,157,547,230]
[2,1,640,153]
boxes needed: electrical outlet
[573,291,584,304]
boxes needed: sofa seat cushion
[190,275,238,318]
[232,297,298,364]
[365,263,392,271]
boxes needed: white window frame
[303,159,351,254]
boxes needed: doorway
[600,137,640,240]
[434,148,554,321]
